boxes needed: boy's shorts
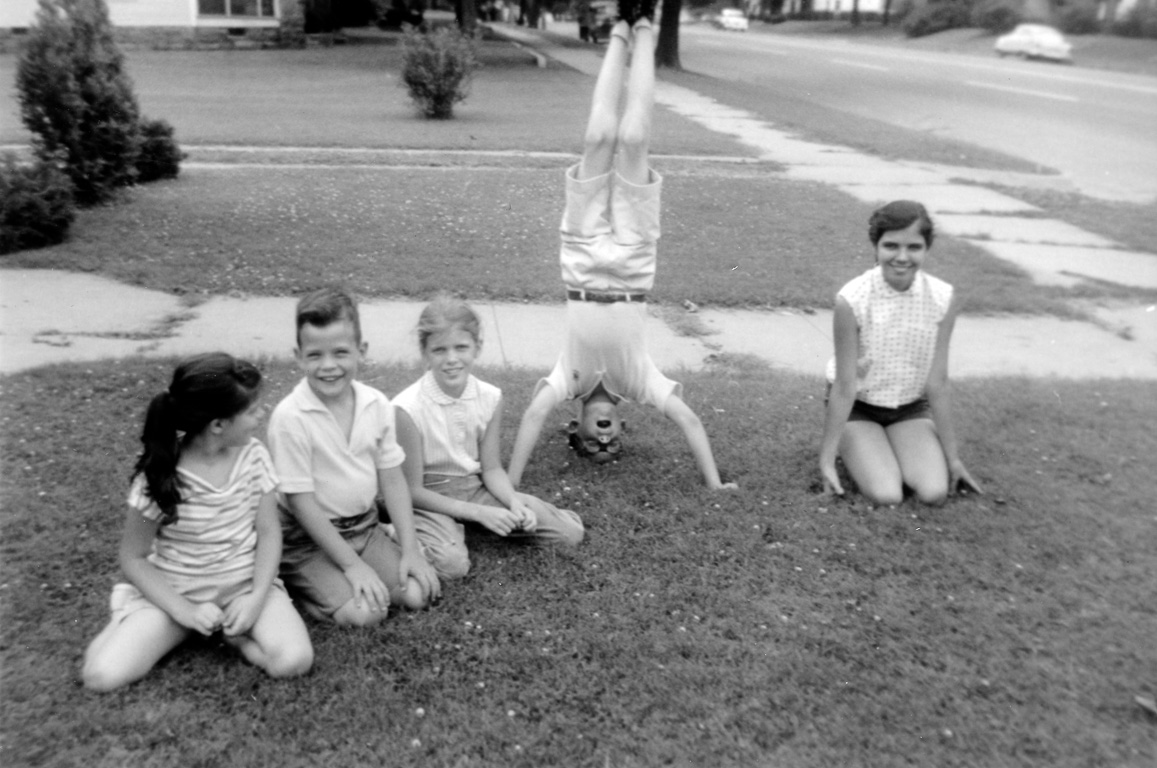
[559,165,662,294]
[107,572,287,624]
[279,510,407,617]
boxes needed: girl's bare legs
[578,20,633,181]
[617,21,655,186]
[887,420,949,505]
[223,588,313,678]
[82,607,189,692]
[839,422,904,506]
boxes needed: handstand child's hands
[949,460,983,496]
[343,559,391,613]
[182,602,224,636]
[474,505,523,537]
[221,591,264,637]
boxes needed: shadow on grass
[2,358,1154,766]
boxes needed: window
[199,0,276,17]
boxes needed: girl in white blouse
[819,201,982,506]
[394,296,584,579]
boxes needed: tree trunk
[457,0,478,32]
[882,0,892,26]
[655,0,682,69]
[851,0,860,25]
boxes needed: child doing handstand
[268,288,440,627]
[394,295,585,579]
[820,200,982,505]
[508,6,735,490]
[82,353,313,692]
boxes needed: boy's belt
[566,288,647,303]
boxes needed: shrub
[1112,3,1157,38]
[16,0,141,206]
[136,118,183,183]
[0,154,76,255]
[903,0,972,37]
[1057,2,1099,34]
[401,26,478,119]
[971,0,1020,33]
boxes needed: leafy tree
[16,0,141,206]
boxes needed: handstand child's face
[875,220,928,292]
[574,398,624,463]
[295,319,366,404]
[422,327,479,399]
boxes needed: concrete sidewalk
[2,26,1156,380]
[2,268,1156,379]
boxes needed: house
[0,0,302,49]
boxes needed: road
[677,26,1157,202]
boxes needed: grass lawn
[1,358,1155,766]
[3,163,1137,317]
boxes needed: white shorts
[559,165,661,294]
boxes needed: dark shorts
[848,397,931,427]
[825,384,931,428]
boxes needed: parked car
[995,24,1073,62]
[713,8,749,31]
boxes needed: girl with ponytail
[82,353,313,692]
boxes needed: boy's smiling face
[295,319,365,404]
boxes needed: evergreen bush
[1112,3,1157,38]
[0,154,76,255]
[971,0,1020,33]
[903,0,972,37]
[401,26,478,119]
[1057,2,1099,34]
[16,0,141,206]
[136,118,183,183]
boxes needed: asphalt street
[675,25,1157,202]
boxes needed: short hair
[295,287,361,345]
[868,200,935,248]
[416,293,482,352]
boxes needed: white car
[995,24,1073,62]
[714,8,749,31]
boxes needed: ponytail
[132,353,263,524]
[134,390,183,523]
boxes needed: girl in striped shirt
[394,296,584,579]
[83,353,313,691]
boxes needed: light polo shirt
[267,378,405,521]
[393,371,501,478]
[536,299,682,408]
[825,266,954,409]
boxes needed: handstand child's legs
[616,21,655,186]
[579,20,633,182]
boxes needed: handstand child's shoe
[617,0,641,25]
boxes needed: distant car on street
[713,8,749,31]
[995,24,1073,62]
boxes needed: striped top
[826,266,954,409]
[393,371,501,478]
[128,438,277,580]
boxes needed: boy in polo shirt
[268,287,440,627]
[507,7,735,491]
